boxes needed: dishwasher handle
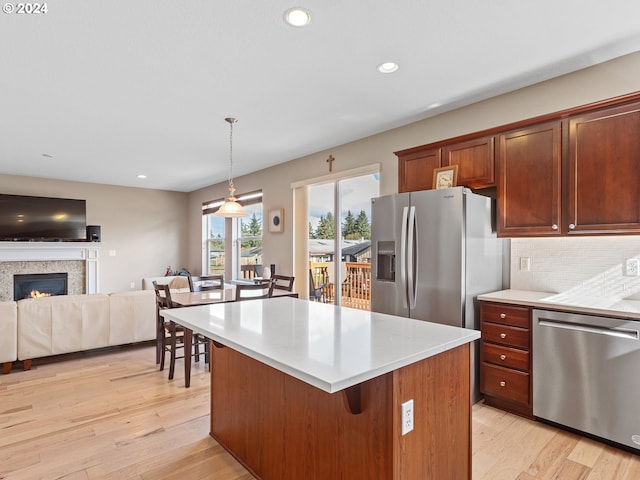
[538,318,639,340]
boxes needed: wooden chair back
[188,274,224,292]
[235,279,273,301]
[152,281,174,309]
[269,274,295,295]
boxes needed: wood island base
[210,341,471,480]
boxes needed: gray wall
[0,174,188,293]
[3,50,640,292]
[187,50,640,279]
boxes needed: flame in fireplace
[30,290,52,298]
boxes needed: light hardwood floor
[1,344,638,479]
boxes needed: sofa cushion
[142,276,190,293]
[108,290,155,345]
[18,294,110,360]
[0,301,17,364]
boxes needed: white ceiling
[2,1,640,192]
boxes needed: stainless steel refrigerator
[371,187,505,402]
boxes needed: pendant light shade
[215,117,248,218]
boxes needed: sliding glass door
[308,172,378,308]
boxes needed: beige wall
[3,51,640,292]
[0,174,188,293]
[187,50,640,280]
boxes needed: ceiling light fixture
[215,117,248,218]
[377,62,399,74]
[284,7,311,27]
[137,174,147,179]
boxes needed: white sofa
[142,275,191,293]
[1,301,17,374]
[14,290,155,371]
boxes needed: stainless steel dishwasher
[532,309,640,452]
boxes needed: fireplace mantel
[0,242,100,294]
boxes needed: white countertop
[478,289,640,320]
[162,297,480,393]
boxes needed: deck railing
[341,262,371,310]
[309,261,371,310]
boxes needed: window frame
[202,190,263,279]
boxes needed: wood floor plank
[525,430,581,479]
[568,437,607,468]
[585,446,632,480]
[1,344,638,480]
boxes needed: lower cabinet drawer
[481,363,530,405]
[482,322,529,349]
[482,342,529,371]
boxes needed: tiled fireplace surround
[0,243,99,302]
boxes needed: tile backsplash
[510,236,640,300]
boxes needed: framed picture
[432,165,458,190]
[268,208,284,233]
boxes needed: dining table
[163,284,297,387]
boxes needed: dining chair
[269,274,295,296]
[235,279,273,301]
[308,269,326,302]
[153,281,209,382]
[188,274,224,292]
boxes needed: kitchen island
[162,297,480,480]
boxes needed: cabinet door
[568,102,640,234]
[497,122,562,237]
[442,136,495,189]
[397,147,441,193]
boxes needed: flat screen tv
[0,194,87,241]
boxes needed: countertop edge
[164,308,480,394]
[478,289,640,321]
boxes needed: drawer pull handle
[500,333,507,339]
[500,313,506,319]
[500,381,506,387]
[500,354,506,360]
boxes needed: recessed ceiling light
[41,153,54,158]
[284,7,311,27]
[427,103,442,109]
[137,174,147,179]
[377,62,399,74]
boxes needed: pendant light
[214,117,248,217]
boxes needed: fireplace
[14,273,68,300]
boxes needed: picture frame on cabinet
[268,208,284,233]
[433,165,458,189]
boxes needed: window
[238,203,263,279]
[202,191,263,279]
[204,214,225,275]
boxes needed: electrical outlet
[401,399,414,436]
[625,258,640,277]
[130,281,135,289]
[519,257,531,271]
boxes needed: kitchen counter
[162,297,477,479]
[478,289,640,320]
[162,296,480,393]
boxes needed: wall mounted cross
[327,155,335,172]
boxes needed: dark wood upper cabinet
[397,147,441,193]
[396,91,640,237]
[567,101,640,234]
[396,136,496,193]
[442,136,495,189]
[497,122,562,237]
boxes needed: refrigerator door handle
[407,205,417,309]
[400,206,409,308]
